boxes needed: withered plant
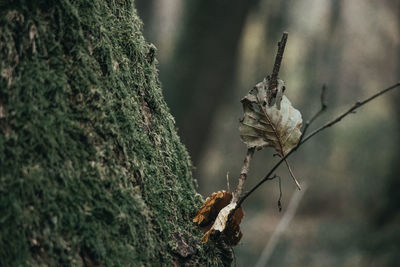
[193,32,400,246]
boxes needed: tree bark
[0,1,230,266]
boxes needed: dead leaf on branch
[193,191,244,246]
[239,78,302,155]
[193,190,232,230]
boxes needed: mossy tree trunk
[0,1,230,266]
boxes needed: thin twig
[233,147,255,202]
[238,82,400,207]
[269,32,288,91]
[273,175,283,212]
[277,176,282,212]
[254,184,308,267]
[300,82,399,145]
[266,32,301,189]
[299,84,328,144]
[233,33,290,204]
[284,161,300,190]
[261,174,282,211]
[226,172,231,193]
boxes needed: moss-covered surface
[0,1,230,265]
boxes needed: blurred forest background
[135,0,400,266]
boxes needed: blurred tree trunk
[0,1,230,266]
[135,0,154,28]
[358,2,400,266]
[162,0,259,165]
[303,0,342,104]
[135,0,156,43]
[359,3,400,266]
[375,0,400,228]
[388,0,400,225]
[263,0,292,47]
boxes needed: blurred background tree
[137,0,399,266]
[161,0,258,164]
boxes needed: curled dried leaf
[223,205,244,246]
[194,191,244,246]
[239,78,302,155]
[193,190,232,230]
[201,203,244,246]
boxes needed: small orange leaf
[194,191,244,246]
[193,190,232,229]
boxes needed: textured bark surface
[0,1,230,266]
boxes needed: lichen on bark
[0,1,230,266]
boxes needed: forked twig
[300,82,399,145]
[238,81,400,207]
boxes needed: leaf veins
[239,78,303,188]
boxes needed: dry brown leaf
[239,78,302,155]
[200,202,244,245]
[194,191,244,246]
[223,205,244,246]
[193,190,232,230]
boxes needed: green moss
[0,1,229,265]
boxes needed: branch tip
[321,85,327,110]
[238,82,400,206]
[269,32,288,92]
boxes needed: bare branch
[233,147,255,202]
[269,32,288,92]
[300,82,399,145]
[238,82,400,207]
[233,32,290,204]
